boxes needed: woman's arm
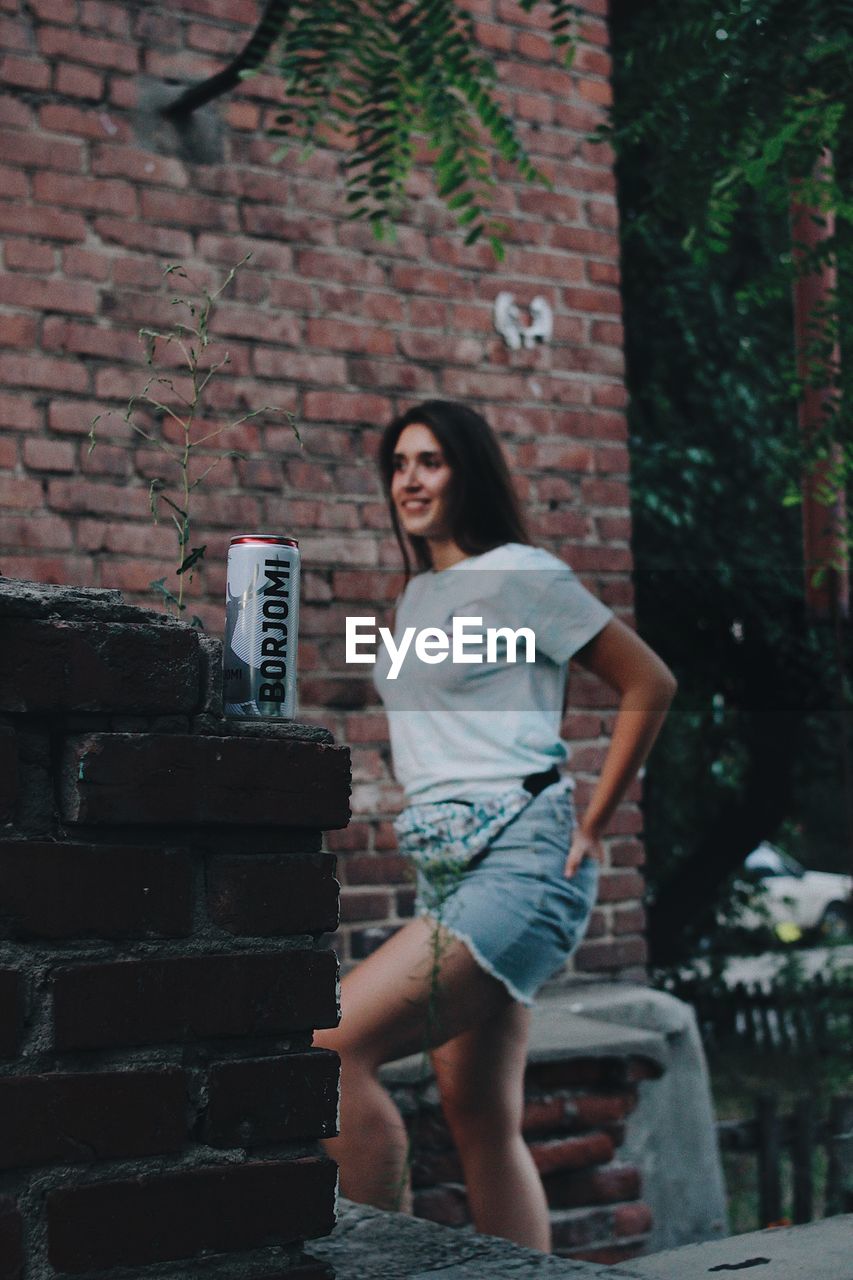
[564,618,677,877]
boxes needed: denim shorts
[412,782,598,1006]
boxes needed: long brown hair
[378,400,529,576]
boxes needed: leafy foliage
[608,0,853,500]
[607,0,853,959]
[265,0,583,254]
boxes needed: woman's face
[390,422,455,542]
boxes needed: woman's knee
[440,1078,520,1143]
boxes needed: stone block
[0,619,200,713]
[0,1070,186,1168]
[0,971,20,1059]
[0,1196,23,1280]
[204,1050,339,1147]
[0,726,17,824]
[52,950,339,1050]
[46,1157,336,1271]
[61,733,351,829]
[545,1161,641,1209]
[0,840,192,939]
[530,1131,615,1176]
[207,853,339,935]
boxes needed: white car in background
[737,843,853,940]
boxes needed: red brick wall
[0,0,646,976]
[0,577,346,1278]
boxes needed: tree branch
[160,0,292,120]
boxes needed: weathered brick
[0,96,33,129]
[207,852,339,935]
[522,1094,573,1134]
[0,1070,186,1168]
[305,317,395,356]
[0,55,51,91]
[339,889,392,923]
[0,202,87,241]
[205,1050,339,1146]
[0,970,21,1058]
[550,1205,616,1250]
[0,726,17,824]
[412,1184,469,1226]
[610,839,646,868]
[61,246,112,281]
[323,822,371,853]
[94,214,193,254]
[0,314,36,355]
[0,164,27,200]
[526,1057,632,1092]
[62,733,351,828]
[302,390,392,424]
[544,1160,641,1209]
[595,871,645,904]
[140,188,239,230]
[79,0,132,36]
[0,619,200,714]
[92,143,189,186]
[0,1196,23,1280]
[38,26,139,72]
[613,904,647,935]
[530,1131,614,1176]
[0,840,192,939]
[0,127,83,173]
[613,1200,653,1237]
[46,1157,336,1271]
[575,937,648,971]
[410,1146,464,1188]
[33,171,136,216]
[0,18,28,51]
[341,853,412,886]
[54,62,104,99]
[571,1090,638,1130]
[52,950,339,1049]
[0,353,88,392]
[0,273,98,317]
[22,438,76,472]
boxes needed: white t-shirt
[373,542,613,804]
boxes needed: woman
[315,400,676,1251]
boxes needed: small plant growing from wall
[90,256,296,625]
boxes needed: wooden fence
[664,974,853,1053]
[717,1094,853,1226]
[659,975,853,1227]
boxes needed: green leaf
[176,545,208,576]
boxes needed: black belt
[522,766,560,797]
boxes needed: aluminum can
[223,534,300,719]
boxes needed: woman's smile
[391,422,454,540]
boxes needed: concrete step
[311,1198,651,1279]
[629,1214,853,1280]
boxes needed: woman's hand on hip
[564,827,604,879]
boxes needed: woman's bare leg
[431,1002,551,1251]
[314,915,513,1212]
